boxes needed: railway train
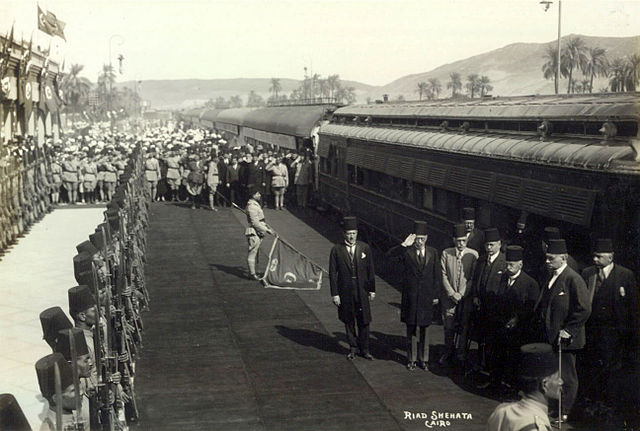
[177,93,640,273]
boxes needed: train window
[434,188,448,215]
[319,157,328,174]
[421,185,434,210]
[347,164,363,184]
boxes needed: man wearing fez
[536,227,579,283]
[36,353,86,431]
[487,343,562,431]
[490,245,540,389]
[533,239,590,423]
[69,285,98,365]
[387,221,439,370]
[40,306,74,350]
[471,227,506,379]
[245,186,275,280]
[330,216,376,360]
[581,238,639,422]
[440,223,478,366]
[462,207,484,253]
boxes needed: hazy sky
[1,0,639,85]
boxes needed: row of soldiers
[1,139,152,430]
[0,137,55,255]
[387,207,639,428]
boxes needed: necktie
[348,246,355,262]
[455,252,463,290]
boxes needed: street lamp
[108,34,124,127]
[541,1,561,95]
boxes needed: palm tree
[61,63,92,123]
[416,82,428,100]
[427,78,441,99]
[561,37,589,94]
[335,86,356,104]
[269,78,281,99]
[465,74,480,98]
[327,74,340,99]
[229,95,243,108]
[478,75,493,96]
[608,57,628,92]
[97,64,116,112]
[583,47,608,93]
[542,45,563,94]
[625,54,640,91]
[447,72,462,97]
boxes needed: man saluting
[330,216,376,360]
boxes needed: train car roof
[335,93,640,121]
[215,108,258,125]
[200,109,225,122]
[319,124,640,175]
[182,108,204,119]
[241,105,333,138]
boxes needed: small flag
[262,237,322,290]
[38,5,66,41]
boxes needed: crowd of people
[325,212,639,430]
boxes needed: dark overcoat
[329,241,376,325]
[387,245,439,327]
[534,265,591,350]
[496,270,540,344]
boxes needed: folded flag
[262,237,322,290]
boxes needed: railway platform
[133,202,501,431]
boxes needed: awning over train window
[242,105,332,137]
[216,122,239,135]
[243,127,296,149]
[326,126,607,226]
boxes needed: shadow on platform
[275,325,349,355]
[209,263,249,280]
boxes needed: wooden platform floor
[133,202,501,431]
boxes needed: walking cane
[558,335,562,431]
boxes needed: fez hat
[106,200,121,211]
[414,221,427,236]
[342,216,358,231]
[519,343,558,379]
[96,223,111,243]
[35,353,74,399]
[76,240,98,256]
[543,227,561,243]
[40,307,73,349]
[73,253,93,280]
[90,231,107,251]
[506,245,524,262]
[0,393,32,430]
[68,285,95,316]
[546,239,567,254]
[594,238,613,253]
[484,228,501,243]
[55,328,89,361]
[76,270,95,289]
[462,207,475,221]
[453,223,467,239]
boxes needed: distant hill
[114,34,638,109]
[369,34,640,101]
[115,78,376,110]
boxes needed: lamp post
[108,34,124,128]
[541,1,561,95]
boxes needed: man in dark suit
[580,238,639,423]
[491,245,540,389]
[462,207,485,253]
[387,221,439,370]
[533,239,591,423]
[532,227,580,284]
[330,216,376,360]
[471,228,507,385]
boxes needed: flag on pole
[37,5,66,41]
[262,237,323,290]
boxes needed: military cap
[546,239,567,255]
[0,393,32,430]
[543,227,561,243]
[506,245,524,262]
[76,240,98,255]
[68,285,95,316]
[40,307,73,349]
[594,238,613,253]
[519,343,558,379]
[342,216,358,231]
[453,223,467,239]
[55,328,89,361]
[462,207,475,221]
[36,353,74,399]
[73,253,93,279]
[413,221,428,236]
[484,228,501,243]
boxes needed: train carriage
[317,93,640,272]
